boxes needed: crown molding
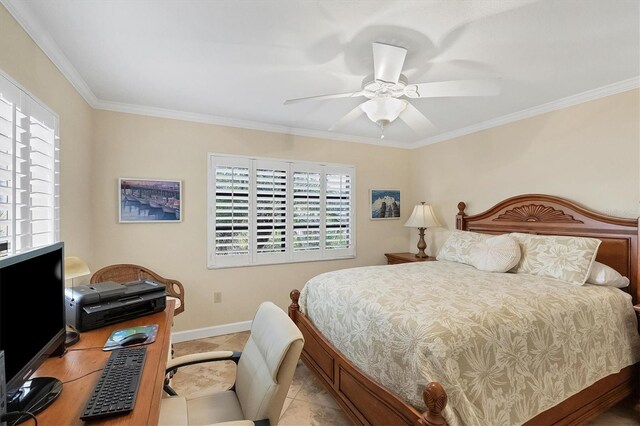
[1,0,99,106]
[414,76,640,148]
[93,99,415,149]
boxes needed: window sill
[208,254,356,269]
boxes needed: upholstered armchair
[159,302,304,426]
[90,263,185,316]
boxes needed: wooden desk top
[33,300,175,425]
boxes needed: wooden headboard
[456,194,639,303]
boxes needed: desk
[33,300,174,425]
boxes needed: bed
[288,194,640,425]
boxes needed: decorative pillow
[470,234,521,273]
[586,261,630,288]
[436,230,489,266]
[509,233,601,285]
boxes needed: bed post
[417,382,448,426]
[289,289,300,321]
[456,202,467,230]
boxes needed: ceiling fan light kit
[285,41,500,138]
[360,97,407,138]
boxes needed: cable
[1,410,38,426]
[61,367,103,384]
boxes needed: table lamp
[404,202,440,258]
[64,256,90,346]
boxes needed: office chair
[90,263,185,316]
[159,302,304,426]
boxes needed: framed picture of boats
[119,178,182,223]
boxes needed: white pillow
[586,261,630,288]
[436,230,489,265]
[470,235,521,273]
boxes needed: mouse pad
[103,324,159,351]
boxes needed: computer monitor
[0,242,66,420]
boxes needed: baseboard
[170,320,252,343]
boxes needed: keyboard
[80,346,147,421]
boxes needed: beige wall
[411,89,640,255]
[1,3,412,332]
[3,3,639,335]
[92,111,412,331]
[0,6,94,263]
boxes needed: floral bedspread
[299,260,640,426]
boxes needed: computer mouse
[118,332,148,346]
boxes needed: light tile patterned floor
[172,332,640,425]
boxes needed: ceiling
[3,0,639,148]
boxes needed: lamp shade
[360,97,407,128]
[404,203,440,228]
[64,256,90,280]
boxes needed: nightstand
[384,252,437,265]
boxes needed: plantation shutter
[291,164,322,261]
[26,100,58,250]
[0,74,59,255]
[0,79,19,247]
[208,153,355,268]
[325,167,353,256]
[254,160,288,263]
[210,156,251,266]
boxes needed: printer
[65,280,167,332]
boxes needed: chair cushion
[159,390,245,425]
[185,390,245,425]
[248,302,303,383]
[235,302,304,424]
[159,396,188,426]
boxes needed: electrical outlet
[213,292,222,303]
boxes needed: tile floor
[172,332,640,425]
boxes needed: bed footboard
[289,290,448,426]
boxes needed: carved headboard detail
[456,194,639,303]
[493,204,583,224]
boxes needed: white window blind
[0,73,59,255]
[208,154,355,268]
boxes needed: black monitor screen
[0,242,65,390]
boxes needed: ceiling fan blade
[404,80,501,99]
[399,102,436,134]
[284,91,364,105]
[372,42,407,84]
[329,104,365,131]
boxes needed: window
[0,73,60,255]
[208,154,354,267]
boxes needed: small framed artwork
[370,189,400,220]
[119,178,182,223]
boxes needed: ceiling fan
[284,42,500,138]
